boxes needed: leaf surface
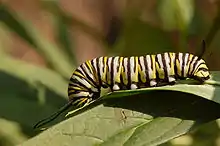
[20,72,220,146]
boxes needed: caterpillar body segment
[68,52,210,108]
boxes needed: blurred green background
[0,0,220,145]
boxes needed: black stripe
[68,83,88,93]
[68,84,88,92]
[120,57,125,88]
[168,53,176,79]
[181,53,185,77]
[194,62,206,73]
[197,67,208,71]
[185,53,190,75]
[70,82,89,92]
[104,57,108,85]
[137,57,143,87]
[188,56,198,76]
[100,57,108,88]
[134,57,137,73]
[144,55,150,86]
[91,59,98,80]
[69,77,90,92]
[116,57,120,83]
[127,57,131,88]
[187,55,196,76]
[137,57,142,85]
[78,66,94,87]
[155,54,160,68]
[106,57,110,86]
[72,70,97,90]
[102,58,105,73]
[81,63,99,87]
[110,57,115,87]
[138,56,143,71]
[185,53,191,77]
[162,53,168,81]
[192,59,200,71]
[174,53,178,77]
[151,55,159,83]
[96,57,102,87]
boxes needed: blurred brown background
[1,0,220,146]
[2,0,220,67]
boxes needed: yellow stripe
[122,58,128,85]
[77,98,88,107]
[134,56,139,82]
[188,54,194,64]
[107,57,112,85]
[176,57,181,76]
[184,55,190,76]
[85,61,93,73]
[138,57,146,83]
[115,57,123,83]
[83,61,97,87]
[102,57,108,83]
[169,53,175,76]
[198,63,208,69]
[72,86,85,91]
[155,55,165,79]
[86,60,100,87]
[68,90,75,93]
[188,54,194,75]
[151,55,156,79]
[69,94,76,99]
[74,71,85,78]
[69,83,86,91]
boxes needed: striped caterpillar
[34,41,210,129]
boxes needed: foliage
[0,0,220,146]
[20,72,220,146]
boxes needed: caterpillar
[34,41,210,129]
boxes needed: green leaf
[0,118,28,146]
[0,4,73,79]
[0,54,69,144]
[0,54,68,98]
[20,71,220,146]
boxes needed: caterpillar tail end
[33,101,73,130]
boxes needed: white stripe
[123,58,128,80]
[99,57,104,78]
[72,91,90,97]
[82,63,94,80]
[146,55,152,79]
[178,53,183,76]
[157,54,164,68]
[130,57,135,81]
[189,56,198,75]
[164,53,171,80]
[183,53,189,77]
[92,58,97,73]
[193,59,203,74]
[113,57,119,81]
[107,57,113,82]
[73,76,92,89]
[78,67,86,77]
[139,56,146,79]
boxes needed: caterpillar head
[192,59,210,82]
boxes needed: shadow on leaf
[0,71,67,137]
[104,90,220,123]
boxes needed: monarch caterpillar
[34,41,210,129]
